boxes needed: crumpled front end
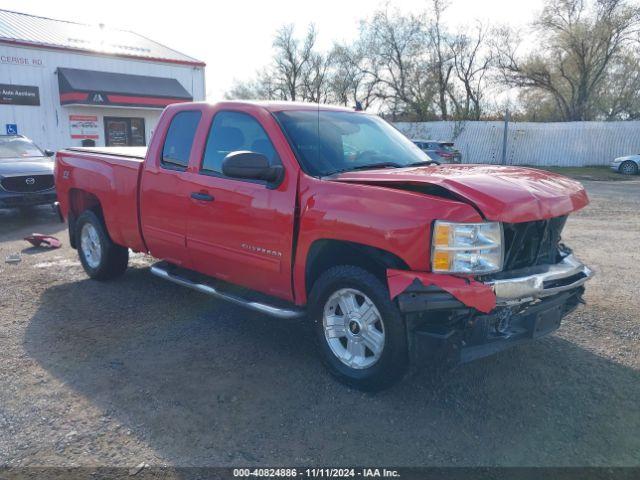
[388,233,594,365]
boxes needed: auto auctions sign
[69,114,100,140]
[0,84,40,106]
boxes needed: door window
[104,117,146,147]
[201,111,280,175]
[161,110,202,170]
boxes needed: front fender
[292,176,483,305]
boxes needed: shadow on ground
[24,267,640,467]
[0,206,61,239]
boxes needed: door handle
[191,192,214,202]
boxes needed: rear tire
[76,210,128,280]
[619,161,638,175]
[309,265,408,391]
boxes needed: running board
[149,264,305,319]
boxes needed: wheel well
[305,240,409,294]
[67,189,104,249]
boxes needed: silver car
[412,139,462,164]
[611,155,640,175]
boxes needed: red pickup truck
[55,101,593,390]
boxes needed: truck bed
[55,147,147,252]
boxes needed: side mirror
[222,151,283,184]
[45,149,55,157]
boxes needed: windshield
[0,137,45,159]
[274,110,433,176]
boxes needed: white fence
[395,120,640,167]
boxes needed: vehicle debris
[24,233,62,249]
[5,253,21,264]
[387,269,496,313]
[129,462,148,476]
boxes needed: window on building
[201,111,280,175]
[104,117,147,147]
[161,111,201,170]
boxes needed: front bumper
[487,254,592,306]
[0,189,57,208]
[397,254,592,365]
[409,288,584,365]
[610,161,622,171]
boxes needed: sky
[1,0,545,100]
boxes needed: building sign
[88,92,107,104]
[5,124,18,135]
[0,84,40,106]
[0,55,43,67]
[69,115,99,140]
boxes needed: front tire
[619,161,638,175]
[309,266,408,391]
[76,210,128,280]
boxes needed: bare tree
[596,51,640,119]
[226,0,640,123]
[361,8,438,120]
[225,68,281,101]
[329,42,379,109]
[300,49,334,103]
[496,0,640,121]
[272,24,318,101]
[448,22,494,120]
[427,0,454,120]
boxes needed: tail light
[436,151,453,158]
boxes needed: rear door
[140,109,203,266]
[184,107,297,301]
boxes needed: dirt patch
[537,166,637,182]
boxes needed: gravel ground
[1,180,639,468]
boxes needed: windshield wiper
[406,160,439,167]
[327,162,403,175]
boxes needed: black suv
[0,135,57,209]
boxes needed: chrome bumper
[487,254,593,306]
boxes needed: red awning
[57,68,193,109]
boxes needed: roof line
[0,38,206,67]
[0,8,205,66]
[132,32,202,64]
[0,8,93,27]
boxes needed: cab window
[201,111,280,175]
[161,110,201,170]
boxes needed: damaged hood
[330,165,589,223]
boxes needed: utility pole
[501,108,510,165]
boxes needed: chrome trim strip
[486,254,594,306]
[150,265,306,319]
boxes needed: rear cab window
[161,110,202,170]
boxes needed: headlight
[431,221,504,274]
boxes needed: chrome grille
[503,216,567,270]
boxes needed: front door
[185,110,297,301]
[104,117,146,146]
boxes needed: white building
[0,9,205,151]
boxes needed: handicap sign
[5,124,18,135]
